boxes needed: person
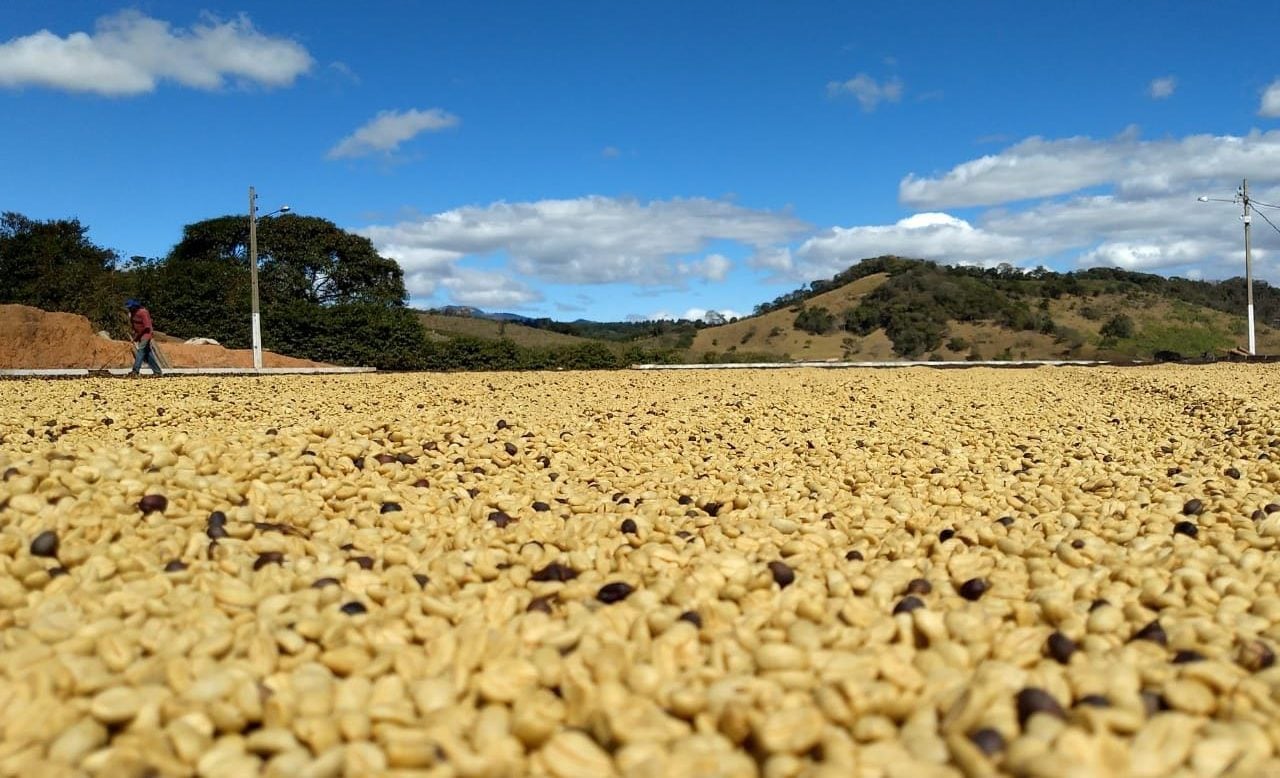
[126,299,163,377]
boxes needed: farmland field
[3,366,1280,776]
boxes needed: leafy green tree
[794,306,835,334]
[0,212,121,332]
[1100,314,1134,340]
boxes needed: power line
[1250,200,1280,239]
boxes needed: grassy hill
[415,257,1280,364]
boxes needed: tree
[794,306,835,335]
[1100,314,1134,340]
[0,212,121,332]
[703,310,727,325]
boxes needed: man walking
[126,299,163,377]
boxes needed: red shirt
[130,307,153,340]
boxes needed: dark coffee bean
[537,456,551,468]
[1,467,17,481]
[413,574,429,588]
[380,502,402,514]
[1071,539,1085,549]
[488,511,513,528]
[620,519,638,534]
[30,530,59,558]
[1089,598,1110,612]
[1167,466,1182,477]
[939,529,955,542]
[340,601,367,615]
[412,479,430,488]
[596,582,634,604]
[929,467,943,475]
[1239,639,1276,671]
[527,595,554,614]
[768,561,795,588]
[1046,632,1077,664]
[677,495,693,505]
[395,453,417,465]
[531,563,578,582]
[340,543,356,551]
[1253,509,1267,521]
[1141,690,1169,716]
[905,578,932,596]
[253,552,284,570]
[206,524,228,540]
[893,596,925,615]
[467,488,481,498]
[1131,620,1167,646]
[1172,649,1205,664]
[504,443,518,456]
[208,511,227,526]
[845,549,864,561]
[1225,467,1241,479]
[311,577,340,588]
[265,428,278,435]
[352,457,365,470]
[496,420,508,430]
[677,611,702,628]
[1182,499,1203,516]
[164,559,187,573]
[548,471,559,481]
[1267,503,1280,514]
[1173,521,1198,538]
[48,566,69,578]
[101,418,113,425]
[373,454,396,465]
[996,516,1015,527]
[1015,688,1065,728]
[675,530,693,539]
[138,494,168,514]
[958,578,989,601]
[352,556,375,570]
[968,728,1005,756]
[702,502,722,517]
[1076,694,1110,708]
[531,501,550,512]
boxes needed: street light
[1198,179,1257,355]
[248,186,290,370]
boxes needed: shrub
[794,306,835,335]
[1100,314,1135,340]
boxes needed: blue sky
[5,2,1280,321]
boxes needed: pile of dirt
[0,305,329,369]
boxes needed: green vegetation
[793,306,835,334]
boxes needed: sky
[5,2,1280,322]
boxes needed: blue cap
[125,299,140,309]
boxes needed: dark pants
[131,340,162,375]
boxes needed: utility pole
[247,188,262,371]
[1243,178,1256,356]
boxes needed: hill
[416,311,595,349]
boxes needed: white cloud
[439,269,542,309]
[328,108,459,159]
[1261,80,1280,117]
[362,196,806,292]
[827,73,903,112]
[1078,240,1207,271]
[641,308,743,323]
[1149,76,1176,99]
[901,128,1280,208]
[0,10,312,95]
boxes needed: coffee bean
[596,582,634,604]
[968,728,1005,756]
[1015,688,1065,728]
[702,502,722,517]
[527,595,554,614]
[893,596,925,615]
[1131,620,1167,645]
[1253,509,1267,521]
[1167,467,1182,477]
[340,602,367,615]
[496,420,508,430]
[412,479,430,488]
[1182,499,1203,516]
[253,552,284,570]
[996,516,1015,527]
[467,488,481,498]
[677,611,702,628]
[1239,639,1276,671]
[905,578,932,596]
[138,494,168,514]
[929,467,943,475]
[1173,521,1198,538]
[379,502,402,514]
[352,457,365,470]
[1089,598,1110,612]
[531,563,578,582]
[1071,538,1085,549]
[1076,694,1110,708]
[1225,467,1241,479]
[351,556,375,570]
[677,495,693,505]
[340,543,356,551]
[311,577,340,589]
[958,578,989,601]
[845,550,864,561]
[504,443,518,456]
[1172,649,1205,664]
[1046,632,1077,664]
[531,501,550,512]
[395,453,417,465]
[164,559,187,573]
[488,511,513,528]
[1141,690,1170,716]
[265,428,278,435]
[620,519,638,534]
[48,566,68,578]
[1267,503,1280,514]
[413,573,429,588]
[206,524,228,540]
[939,529,955,542]
[30,530,59,558]
[768,560,795,588]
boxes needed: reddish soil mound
[0,305,328,369]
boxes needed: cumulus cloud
[827,73,903,112]
[362,195,805,297]
[1148,76,1176,99]
[439,269,542,308]
[900,128,1280,208]
[1261,80,1280,117]
[327,108,459,159]
[0,10,312,95]
[640,308,743,323]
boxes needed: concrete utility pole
[1243,178,1256,356]
[247,186,262,371]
